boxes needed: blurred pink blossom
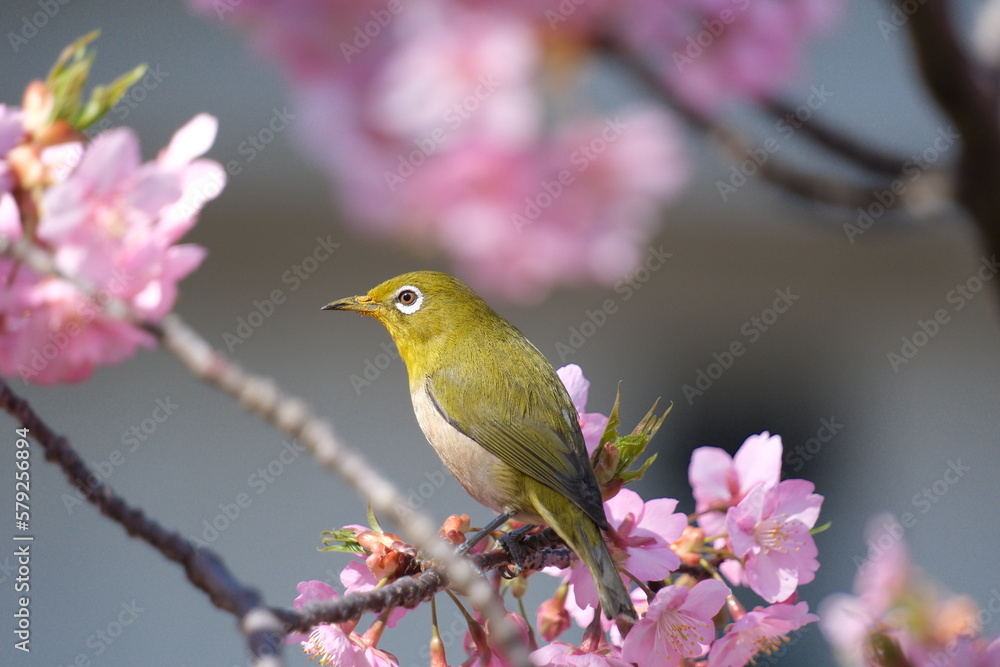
[819,513,998,667]
[530,640,631,667]
[618,0,841,112]
[190,0,694,301]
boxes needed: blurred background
[2,0,999,665]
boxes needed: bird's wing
[425,366,608,529]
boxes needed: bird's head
[323,271,498,368]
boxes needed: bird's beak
[322,295,379,314]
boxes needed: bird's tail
[527,485,637,634]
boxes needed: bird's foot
[497,524,535,579]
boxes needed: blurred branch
[898,0,1000,261]
[0,380,287,667]
[759,98,911,176]
[595,34,895,210]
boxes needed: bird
[323,270,636,631]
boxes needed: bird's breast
[411,383,516,516]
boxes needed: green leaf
[593,383,622,468]
[43,31,148,131]
[611,400,670,480]
[809,521,831,536]
[366,503,384,534]
[76,63,146,129]
[318,528,365,554]
[619,453,657,483]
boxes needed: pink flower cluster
[190,0,837,300]
[0,102,223,384]
[820,514,1000,667]
[292,366,825,666]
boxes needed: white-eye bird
[324,271,636,631]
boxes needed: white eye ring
[393,285,423,315]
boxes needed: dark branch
[760,97,911,176]
[0,380,286,666]
[898,0,1000,261]
[276,531,572,634]
[594,33,893,210]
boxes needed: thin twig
[0,380,287,667]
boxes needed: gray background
[2,1,999,665]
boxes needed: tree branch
[594,34,894,210]
[759,97,911,176]
[0,380,287,667]
[898,0,1000,262]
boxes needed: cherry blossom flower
[726,479,822,603]
[560,488,686,611]
[707,601,818,666]
[820,514,998,667]
[557,363,609,455]
[290,580,399,666]
[689,431,783,537]
[340,560,408,628]
[621,579,729,666]
[0,113,222,385]
[530,641,631,667]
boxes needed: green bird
[324,271,636,630]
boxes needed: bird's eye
[393,285,423,314]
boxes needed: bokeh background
[2,1,999,665]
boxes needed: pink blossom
[290,580,398,666]
[0,114,222,385]
[557,364,609,455]
[340,559,408,628]
[707,601,817,666]
[530,641,631,667]
[689,431,783,538]
[621,579,730,666]
[616,0,842,113]
[726,479,822,603]
[562,488,687,611]
[193,0,690,301]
